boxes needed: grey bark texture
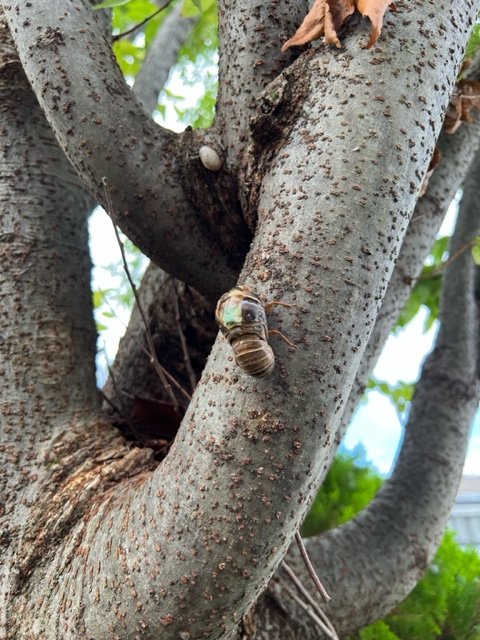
[238,147,480,640]
[0,12,101,637]
[103,264,216,417]
[103,5,217,418]
[1,0,479,639]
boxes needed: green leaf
[357,620,400,640]
[472,236,480,265]
[182,0,202,17]
[301,452,383,537]
[94,0,132,10]
[395,236,450,332]
[465,21,480,60]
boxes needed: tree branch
[1,0,243,298]
[330,113,480,468]
[134,2,198,116]
[103,7,217,416]
[275,148,480,637]
[216,0,308,170]
[0,11,101,635]
[103,264,215,416]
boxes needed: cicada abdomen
[229,335,275,377]
[215,285,283,377]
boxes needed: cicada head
[215,285,268,342]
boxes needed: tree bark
[103,265,216,417]
[334,114,480,457]
[252,150,480,638]
[216,0,308,174]
[0,12,100,636]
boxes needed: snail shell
[199,145,223,172]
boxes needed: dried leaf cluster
[282,0,396,51]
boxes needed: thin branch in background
[99,346,144,440]
[277,577,338,640]
[420,238,477,280]
[295,531,331,603]
[102,177,184,412]
[171,278,197,394]
[100,389,123,418]
[112,0,175,42]
[282,561,339,639]
[100,341,126,417]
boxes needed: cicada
[215,285,294,377]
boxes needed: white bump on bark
[199,145,223,172]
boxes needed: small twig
[419,238,477,281]
[171,279,197,394]
[100,342,126,416]
[282,562,339,639]
[277,577,337,639]
[295,531,331,603]
[100,389,123,417]
[102,177,182,411]
[95,288,191,404]
[100,351,143,440]
[112,0,175,42]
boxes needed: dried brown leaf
[324,5,342,48]
[356,0,397,48]
[282,0,328,52]
[458,79,480,121]
[445,80,480,134]
[444,92,462,134]
[282,0,395,51]
[328,0,356,26]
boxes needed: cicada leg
[268,328,296,349]
[264,300,296,314]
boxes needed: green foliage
[182,0,216,17]
[464,20,480,61]
[301,453,383,537]
[357,621,401,640]
[112,0,165,78]
[155,1,218,128]
[110,0,218,127]
[353,531,480,640]
[92,236,147,338]
[472,236,480,266]
[396,236,449,333]
[309,455,480,640]
[367,379,414,422]
[94,0,132,9]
